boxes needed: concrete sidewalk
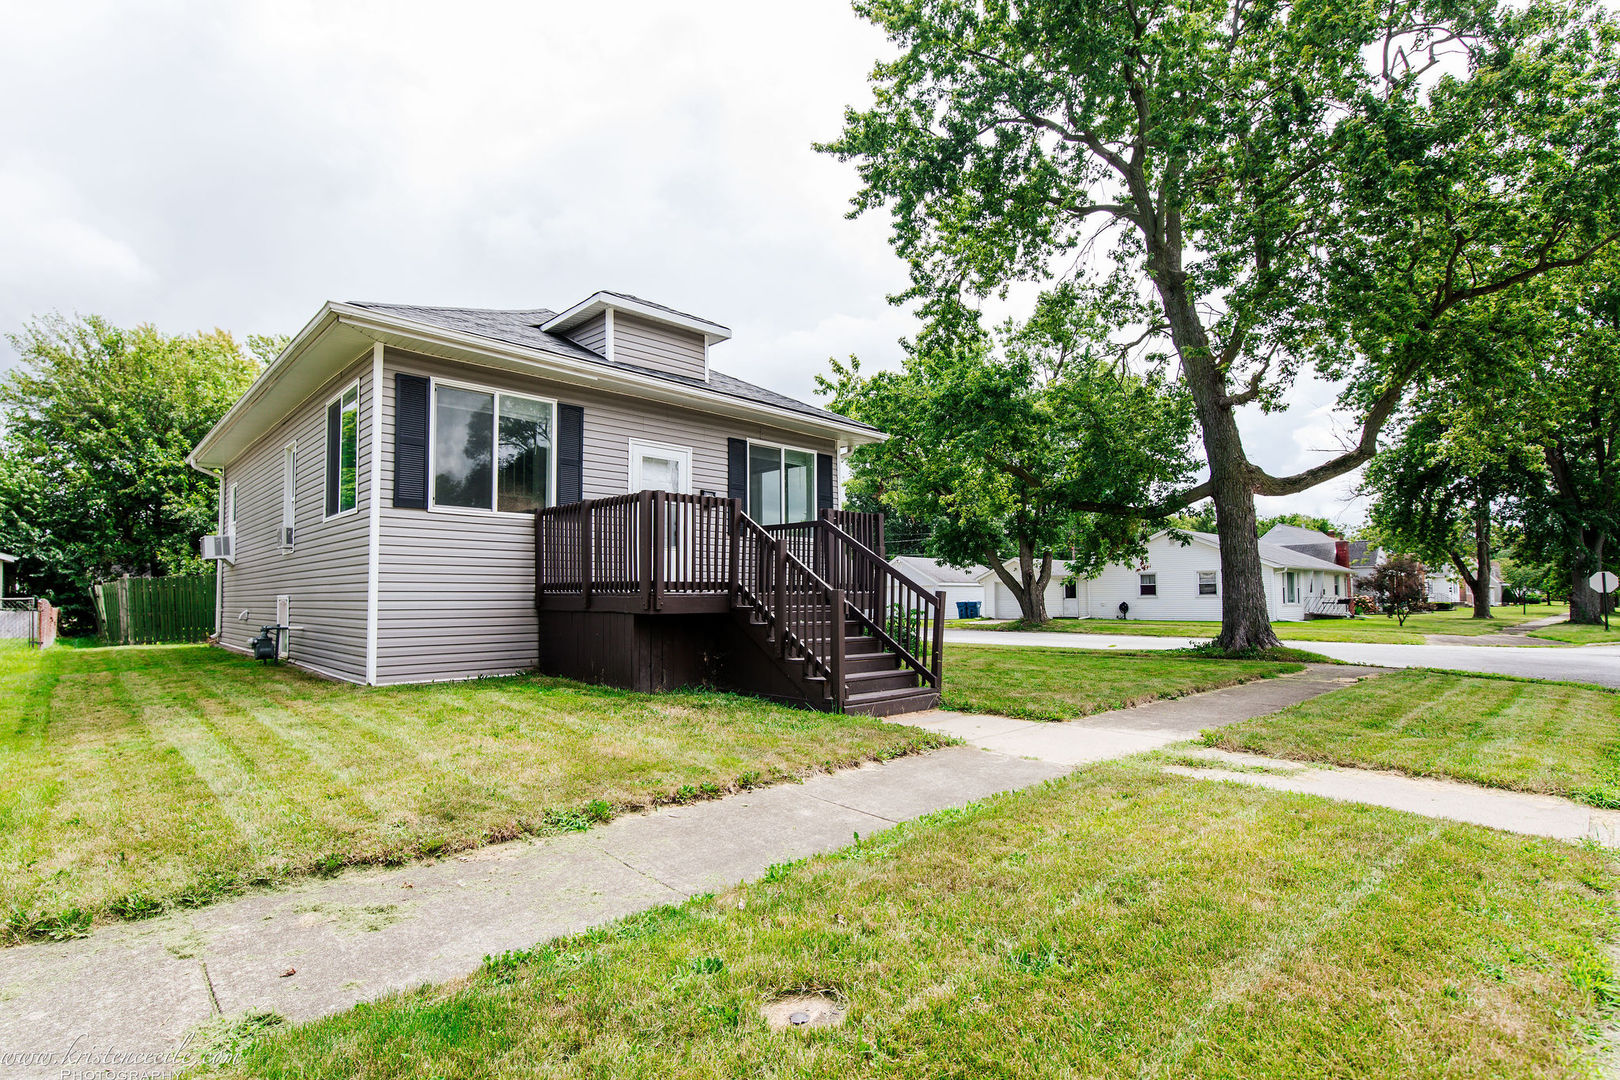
[1166,749,1620,845]
[900,664,1385,765]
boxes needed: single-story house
[1426,563,1504,606]
[187,291,942,715]
[976,530,1354,622]
[888,556,988,614]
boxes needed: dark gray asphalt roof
[347,301,876,433]
[595,291,731,332]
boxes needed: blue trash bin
[957,601,982,619]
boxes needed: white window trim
[1139,571,1157,597]
[426,376,558,518]
[1284,570,1299,604]
[627,438,694,494]
[227,482,238,537]
[745,438,821,525]
[323,380,362,522]
[281,441,297,553]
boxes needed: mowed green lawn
[0,641,945,943]
[1531,620,1620,646]
[217,761,1618,1080]
[1205,670,1620,806]
[943,644,1302,721]
[952,604,1573,645]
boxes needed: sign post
[1589,571,1619,633]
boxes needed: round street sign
[1590,571,1620,593]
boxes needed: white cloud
[0,0,1368,526]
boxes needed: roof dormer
[542,291,730,383]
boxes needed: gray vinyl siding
[372,348,836,684]
[218,355,374,681]
[612,313,706,380]
[568,312,608,357]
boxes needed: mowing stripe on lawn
[1142,821,1445,1078]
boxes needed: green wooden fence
[94,573,217,645]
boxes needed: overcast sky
[0,0,1371,527]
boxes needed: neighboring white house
[888,555,988,614]
[975,530,1354,622]
[1426,564,1504,606]
[0,553,14,597]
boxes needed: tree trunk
[988,541,1052,624]
[1570,530,1608,624]
[1153,275,1279,653]
[1471,493,1492,619]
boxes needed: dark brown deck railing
[536,496,937,708]
[817,517,944,690]
[536,491,734,610]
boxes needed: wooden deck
[534,493,944,714]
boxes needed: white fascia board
[332,304,881,445]
[542,291,732,342]
[188,303,344,472]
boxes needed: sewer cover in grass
[762,993,847,1031]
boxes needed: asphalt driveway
[944,629,1620,689]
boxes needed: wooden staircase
[728,605,940,716]
[730,510,943,715]
[535,494,944,715]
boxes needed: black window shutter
[325,399,341,516]
[392,373,430,509]
[727,438,747,503]
[816,452,835,514]
[557,403,584,505]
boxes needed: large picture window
[747,442,815,526]
[325,384,358,518]
[433,383,553,513]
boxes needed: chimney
[1335,540,1350,568]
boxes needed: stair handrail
[733,513,847,703]
[818,518,945,691]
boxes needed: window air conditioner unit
[201,534,235,564]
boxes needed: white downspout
[364,341,384,685]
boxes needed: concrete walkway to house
[0,661,1610,1076]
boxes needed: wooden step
[845,634,885,656]
[843,687,940,717]
[843,668,921,694]
[844,651,900,674]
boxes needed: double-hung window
[1198,570,1217,596]
[747,442,815,526]
[325,384,359,517]
[432,384,554,513]
[1139,573,1157,597]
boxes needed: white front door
[629,440,691,494]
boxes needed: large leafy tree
[1362,396,1538,619]
[821,291,1197,623]
[1497,248,1620,623]
[821,0,1620,650]
[0,315,267,628]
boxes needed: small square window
[1063,582,1077,600]
[1139,573,1157,597]
[1198,571,1217,596]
